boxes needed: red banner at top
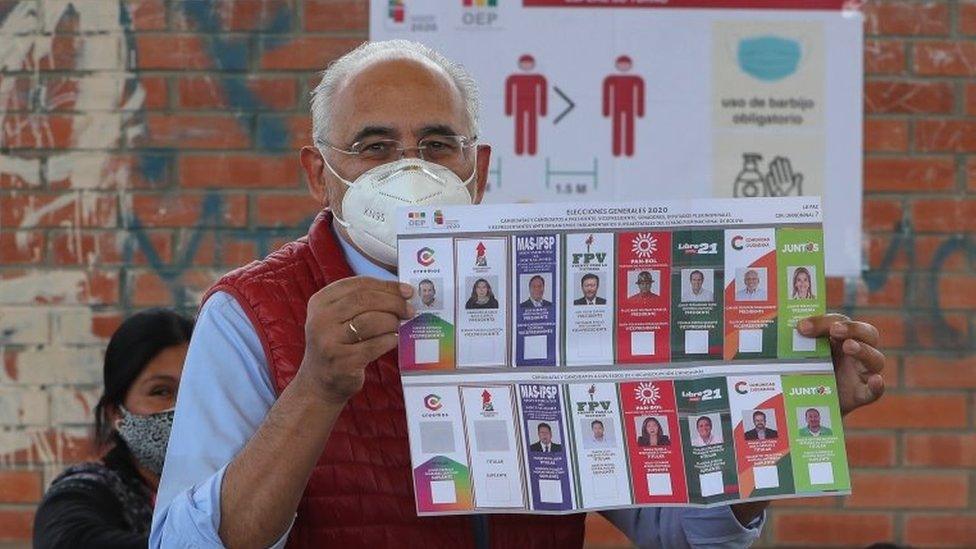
[524,0,849,10]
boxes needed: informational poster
[398,197,849,515]
[371,0,863,276]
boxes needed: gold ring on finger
[348,321,363,343]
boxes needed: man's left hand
[798,314,885,416]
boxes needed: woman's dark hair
[469,278,494,300]
[93,308,194,447]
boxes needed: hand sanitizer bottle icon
[734,153,766,197]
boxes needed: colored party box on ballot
[396,197,848,515]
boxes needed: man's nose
[399,146,424,160]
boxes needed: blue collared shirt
[150,224,763,548]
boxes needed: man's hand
[300,276,414,404]
[798,314,885,416]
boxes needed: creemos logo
[735,381,749,394]
[417,247,435,266]
[731,235,745,250]
[424,394,442,411]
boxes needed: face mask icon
[737,35,802,82]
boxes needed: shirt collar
[331,221,398,282]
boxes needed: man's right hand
[299,276,415,404]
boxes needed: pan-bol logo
[734,381,749,394]
[634,382,660,405]
[631,233,658,258]
[424,394,442,411]
[731,235,745,250]
[416,247,435,266]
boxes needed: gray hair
[310,39,481,144]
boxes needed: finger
[830,320,880,348]
[867,373,885,400]
[347,311,402,342]
[332,289,414,321]
[355,332,399,364]
[319,276,413,305]
[797,313,850,337]
[841,340,885,374]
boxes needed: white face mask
[324,156,475,267]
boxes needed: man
[152,40,887,549]
[683,269,713,302]
[587,420,612,448]
[529,422,562,453]
[692,416,719,447]
[520,274,552,308]
[573,273,606,305]
[744,411,778,440]
[627,270,658,302]
[735,269,766,301]
[799,408,833,437]
[418,279,437,308]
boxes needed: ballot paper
[512,235,561,367]
[564,232,616,366]
[670,230,724,361]
[620,380,688,504]
[397,197,847,516]
[727,375,795,499]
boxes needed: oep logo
[462,0,499,27]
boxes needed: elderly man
[151,40,886,548]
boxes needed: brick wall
[0,1,972,546]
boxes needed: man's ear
[300,146,329,207]
[473,144,491,204]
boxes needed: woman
[636,416,670,447]
[791,267,815,300]
[33,308,194,549]
[465,278,499,309]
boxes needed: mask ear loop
[318,147,355,228]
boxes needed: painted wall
[0,1,973,546]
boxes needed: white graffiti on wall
[0,0,145,473]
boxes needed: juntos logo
[782,242,820,253]
[788,385,832,396]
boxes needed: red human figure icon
[602,55,644,157]
[505,54,547,156]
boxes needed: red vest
[207,212,586,548]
